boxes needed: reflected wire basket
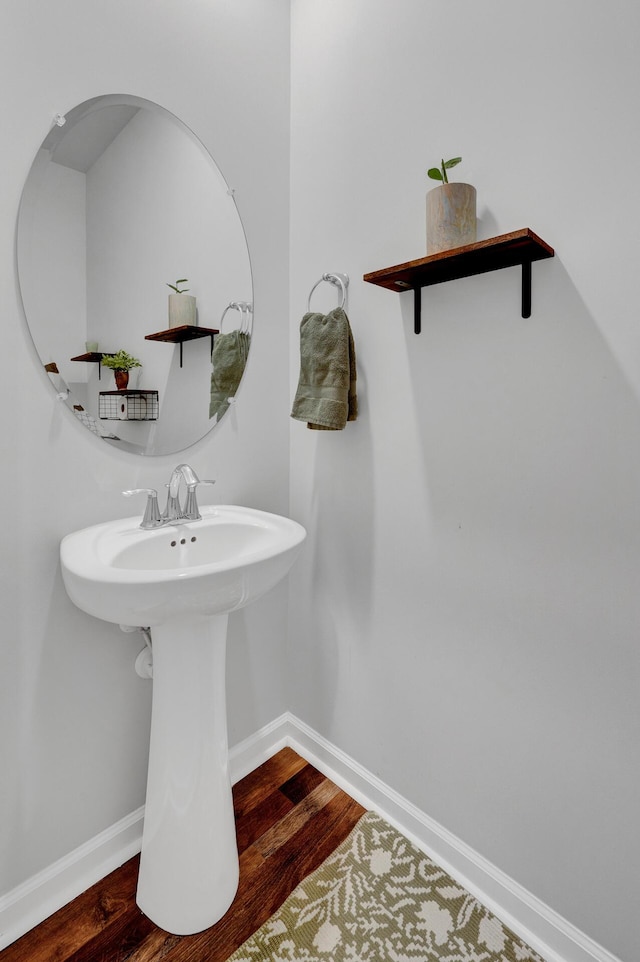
[99,390,159,421]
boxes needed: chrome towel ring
[219,301,252,334]
[307,272,349,312]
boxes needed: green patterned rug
[229,811,545,961]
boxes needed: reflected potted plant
[102,350,142,390]
[167,278,197,328]
[426,156,476,254]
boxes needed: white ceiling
[51,106,139,172]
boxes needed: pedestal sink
[60,504,306,935]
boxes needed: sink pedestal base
[136,614,239,935]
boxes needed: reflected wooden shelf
[70,351,115,380]
[363,228,554,333]
[144,324,219,367]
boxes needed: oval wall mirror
[17,95,253,456]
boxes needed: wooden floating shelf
[144,324,219,367]
[363,228,554,333]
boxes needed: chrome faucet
[123,463,216,528]
[164,463,216,522]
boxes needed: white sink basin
[60,504,306,626]
[59,503,306,936]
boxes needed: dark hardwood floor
[1,748,366,962]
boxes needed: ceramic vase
[114,370,129,390]
[168,294,197,328]
[426,182,476,254]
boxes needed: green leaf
[427,167,443,180]
[175,278,188,284]
[444,157,462,168]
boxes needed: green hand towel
[209,330,250,421]
[291,307,357,430]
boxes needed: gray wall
[288,3,640,960]
[0,0,291,893]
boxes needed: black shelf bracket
[521,260,532,319]
[177,333,215,367]
[412,258,535,334]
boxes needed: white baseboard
[0,712,623,962]
[230,713,621,962]
[228,713,292,783]
[0,806,144,951]
[274,713,623,962]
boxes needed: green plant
[427,157,462,184]
[102,350,142,372]
[167,278,189,294]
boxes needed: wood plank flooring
[1,749,365,962]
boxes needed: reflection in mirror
[210,301,252,422]
[17,95,252,456]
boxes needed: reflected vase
[168,294,197,328]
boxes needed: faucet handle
[122,488,162,529]
[159,482,182,523]
[184,479,216,521]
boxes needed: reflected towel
[209,330,250,421]
[290,307,357,430]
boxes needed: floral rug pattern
[229,811,546,962]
